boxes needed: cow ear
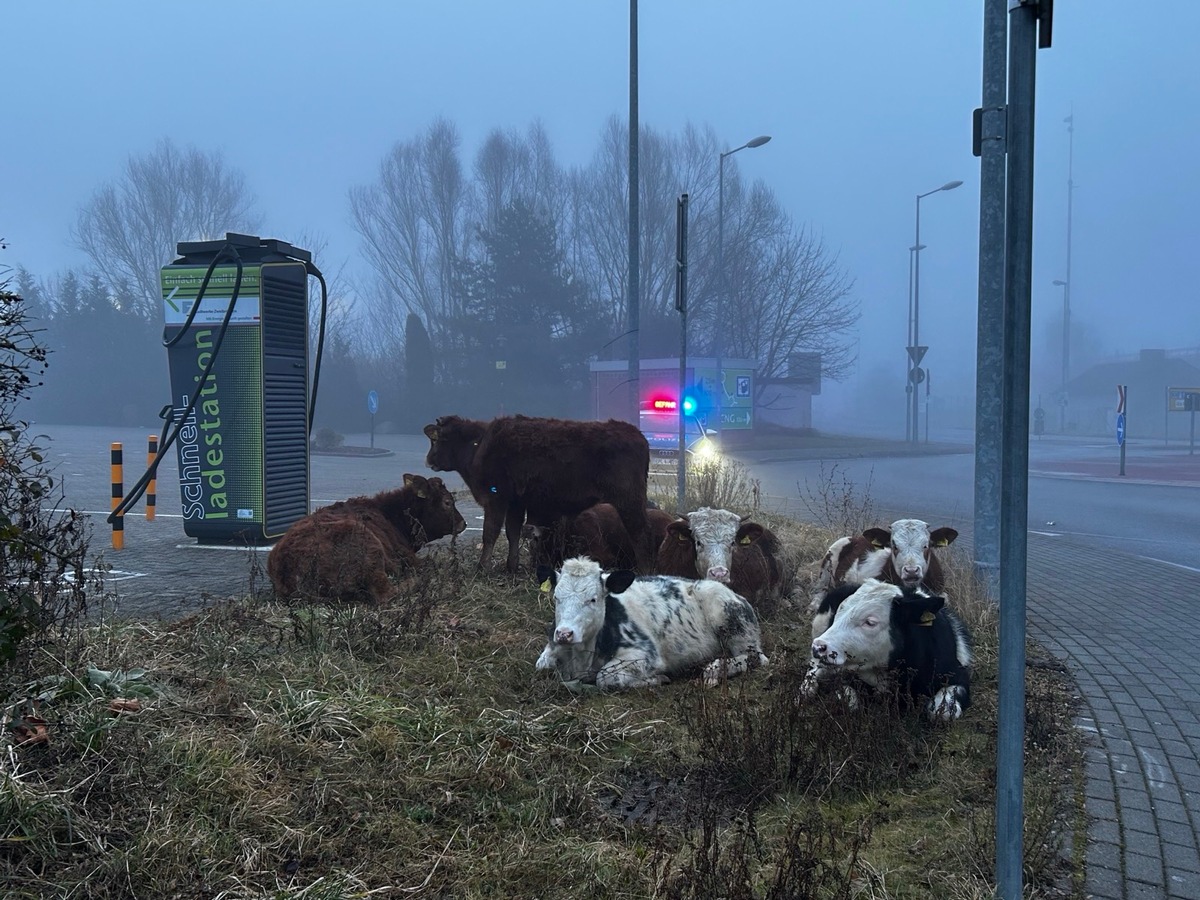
[667,520,692,541]
[405,473,429,498]
[605,570,637,595]
[930,527,959,548]
[863,527,890,549]
[736,522,764,544]
[896,591,946,623]
[423,424,439,440]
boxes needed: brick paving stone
[1124,850,1165,887]
[1166,871,1200,900]
[1161,841,1200,876]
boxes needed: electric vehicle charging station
[159,233,317,544]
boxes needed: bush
[1,286,93,692]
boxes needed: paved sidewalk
[1027,540,1200,899]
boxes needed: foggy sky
[5,2,1199,434]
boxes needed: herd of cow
[267,414,973,722]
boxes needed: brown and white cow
[656,507,784,609]
[810,518,957,634]
[424,415,652,573]
[267,474,466,604]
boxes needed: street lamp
[1054,278,1069,430]
[908,179,963,443]
[715,134,771,431]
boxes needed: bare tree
[73,139,259,320]
[349,118,472,349]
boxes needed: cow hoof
[926,689,964,722]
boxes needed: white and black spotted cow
[801,578,972,722]
[535,556,768,690]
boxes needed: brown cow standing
[424,415,652,573]
[267,474,466,604]
[529,503,675,572]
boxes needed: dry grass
[0,526,1084,899]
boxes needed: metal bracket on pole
[972,105,1009,157]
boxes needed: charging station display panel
[163,266,266,542]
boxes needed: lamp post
[1054,278,1069,430]
[715,134,771,431]
[909,179,963,443]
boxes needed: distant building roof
[1066,349,1200,398]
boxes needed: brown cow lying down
[267,474,466,604]
[528,503,676,572]
[424,414,652,573]
[656,506,784,610]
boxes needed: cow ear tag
[539,579,551,594]
[739,535,752,545]
[919,611,936,626]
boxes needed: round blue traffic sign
[1116,412,1126,446]
[367,390,379,415]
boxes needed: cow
[424,415,652,573]
[801,578,972,722]
[809,518,957,627]
[655,507,784,609]
[534,557,769,690]
[267,474,466,604]
[529,503,676,572]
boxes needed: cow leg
[596,653,664,690]
[504,501,526,573]
[478,500,504,570]
[926,685,968,722]
[702,651,768,687]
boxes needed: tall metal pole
[906,246,916,441]
[714,135,771,433]
[912,196,923,443]
[973,0,1007,598]
[716,151,727,433]
[676,193,689,514]
[997,1,1040,895]
[626,0,640,424]
[1061,113,1074,431]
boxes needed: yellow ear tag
[539,579,551,594]
[919,611,936,626]
[739,536,752,545]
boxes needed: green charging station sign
[162,267,265,533]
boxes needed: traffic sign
[1116,412,1126,446]
[367,390,379,415]
[908,366,926,384]
[907,345,928,366]
[1116,384,1126,415]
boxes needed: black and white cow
[535,556,769,690]
[801,578,972,722]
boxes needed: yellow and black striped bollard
[110,442,124,550]
[146,434,157,521]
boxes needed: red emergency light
[652,398,678,411]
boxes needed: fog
[5,1,1199,438]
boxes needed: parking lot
[34,424,475,620]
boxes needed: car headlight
[692,438,718,460]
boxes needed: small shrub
[312,427,345,451]
[796,461,875,534]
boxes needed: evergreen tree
[447,200,603,417]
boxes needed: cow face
[810,580,945,674]
[423,416,484,474]
[403,473,467,541]
[685,507,743,583]
[549,557,636,647]
[863,519,957,588]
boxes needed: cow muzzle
[553,627,577,645]
[706,565,730,583]
[901,565,923,585]
[811,638,840,664]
